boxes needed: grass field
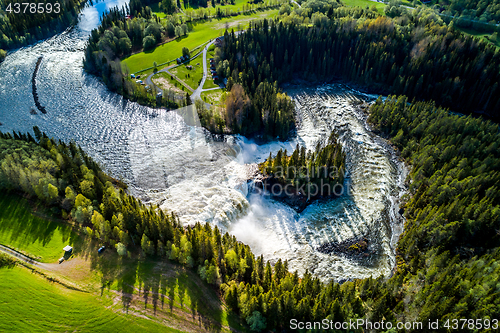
[342,0,386,14]
[183,0,275,17]
[123,10,279,74]
[171,62,204,90]
[455,26,500,48]
[152,71,187,93]
[0,193,81,262]
[203,49,220,89]
[201,89,225,105]
[0,193,247,332]
[0,266,179,333]
[150,2,167,18]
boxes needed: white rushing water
[0,4,407,282]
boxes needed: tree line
[259,130,346,197]
[83,6,189,107]
[218,11,500,121]
[2,93,500,330]
[433,0,500,26]
[0,0,85,49]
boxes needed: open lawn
[183,0,279,17]
[171,62,204,90]
[0,193,81,262]
[201,89,225,105]
[455,26,500,48]
[0,193,247,332]
[0,266,179,333]
[153,71,187,93]
[150,2,167,18]
[123,10,279,74]
[203,49,220,89]
[342,0,386,14]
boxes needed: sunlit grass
[123,10,279,74]
[341,0,386,14]
[0,266,180,333]
[0,193,81,262]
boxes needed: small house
[63,245,73,254]
[131,74,136,79]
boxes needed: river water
[0,3,407,282]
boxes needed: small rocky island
[317,236,375,261]
[253,131,346,212]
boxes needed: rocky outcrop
[32,57,47,114]
[317,236,375,261]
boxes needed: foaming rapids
[0,1,406,281]
[230,84,408,282]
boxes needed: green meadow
[170,62,204,90]
[0,193,81,262]
[455,26,500,48]
[341,0,386,14]
[123,10,279,74]
[0,193,246,332]
[203,48,220,89]
[181,0,277,17]
[201,89,225,105]
[0,266,179,333]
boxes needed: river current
[0,3,407,282]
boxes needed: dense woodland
[0,0,85,49]
[2,93,500,330]
[83,0,286,128]
[259,130,346,197]
[83,5,188,106]
[218,10,500,121]
[84,10,195,107]
[433,0,500,25]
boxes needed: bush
[142,35,156,51]
[0,49,6,63]
[247,311,266,332]
[115,242,127,256]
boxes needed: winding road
[145,39,221,104]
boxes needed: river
[0,2,407,282]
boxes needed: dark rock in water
[252,176,310,212]
[30,108,37,115]
[317,236,375,261]
[251,175,339,213]
[32,56,47,114]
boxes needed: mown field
[342,0,386,14]
[0,192,246,332]
[0,266,179,333]
[181,0,275,17]
[455,26,500,48]
[0,193,81,262]
[200,89,225,105]
[123,10,279,74]
[171,62,204,90]
[203,48,220,89]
